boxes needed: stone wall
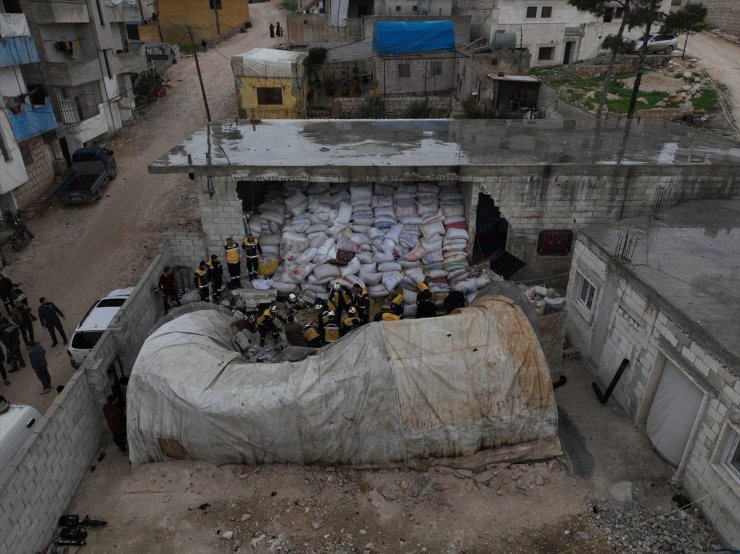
[537,83,593,120]
[565,237,740,546]
[13,137,56,208]
[334,94,452,117]
[702,0,740,39]
[0,370,104,554]
[454,0,494,41]
[287,14,362,44]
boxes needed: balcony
[45,57,102,87]
[0,35,39,67]
[103,0,142,23]
[5,99,58,142]
[109,44,147,75]
[24,0,90,24]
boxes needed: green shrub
[358,96,386,118]
[692,88,718,111]
[403,99,432,118]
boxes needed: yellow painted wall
[236,76,307,119]
[139,0,250,45]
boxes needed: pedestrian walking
[158,266,181,315]
[11,302,36,346]
[27,343,51,394]
[103,394,127,452]
[38,298,67,346]
[269,22,275,37]
[194,261,210,302]
[224,237,242,289]
[207,254,224,302]
[0,345,10,386]
[0,274,14,314]
[276,22,282,37]
[0,317,24,370]
[242,234,262,282]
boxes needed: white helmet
[326,311,335,318]
[315,303,323,311]
[303,324,312,331]
[348,307,357,315]
[288,293,297,302]
[270,305,278,313]
[333,282,341,291]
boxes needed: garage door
[646,359,703,466]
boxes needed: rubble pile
[246,182,495,306]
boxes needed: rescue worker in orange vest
[286,293,307,313]
[342,307,362,333]
[255,305,283,347]
[318,311,342,343]
[389,289,404,317]
[242,234,263,282]
[328,282,352,321]
[417,276,432,301]
[224,237,241,289]
[194,261,210,302]
[351,284,369,323]
[315,300,334,326]
[374,305,400,322]
[302,323,323,348]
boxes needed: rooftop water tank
[491,30,517,50]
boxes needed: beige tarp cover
[231,48,307,78]
[127,295,560,466]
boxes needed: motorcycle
[3,211,34,252]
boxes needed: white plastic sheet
[232,48,307,78]
[127,295,560,466]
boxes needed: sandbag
[359,270,382,286]
[313,264,341,280]
[381,271,403,292]
[378,261,402,272]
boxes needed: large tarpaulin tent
[373,21,455,55]
[231,48,307,78]
[127,295,560,466]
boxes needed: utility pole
[214,6,221,36]
[188,27,212,122]
[627,0,658,119]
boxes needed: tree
[664,3,708,59]
[626,0,667,118]
[568,0,650,119]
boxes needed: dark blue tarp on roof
[373,21,455,55]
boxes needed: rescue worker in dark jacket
[242,234,263,282]
[328,282,352,321]
[38,297,67,346]
[194,261,210,302]
[207,254,224,302]
[158,266,181,315]
[11,302,36,346]
[302,323,323,348]
[342,307,362,333]
[224,237,241,289]
[351,284,369,323]
[389,290,404,317]
[317,311,342,343]
[0,274,14,314]
[256,305,284,347]
[443,290,466,314]
[416,298,437,318]
[417,276,432,301]
[0,316,25,370]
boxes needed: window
[615,7,624,18]
[209,0,222,8]
[537,230,573,255]
[19,143,33,167]
[1,0,22,13]
[395,5,401,11]
[603,7,613,22]
[430,61,443,77]
[398,63,410,78]
[538,46,554,61]
[526,6,537,18]
[0,131,10,162]
[491,58,498,66]
[412,5,417,10]
[541,6,552,17]
[577,273,596,311]
[721,429,740,481]
[71,330,103,349]
[257,87,283,105]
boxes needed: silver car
[633,33,678,54]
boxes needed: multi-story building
[19,0,148,156]
[0,3,59,210]
[462,0,672,66]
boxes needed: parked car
[0,404,43,472]
[56,147,117,205]
[632,33,678,54]
[68,287,134,368]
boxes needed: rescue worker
[389,289,404,317]
[327,282,352,321]
[286,293,307,313]
[342,307,362,333]
[194,261,210,302]
[314,300,332,326]
[318,311,342,343]
[207,254,224,302]
[284,314,306,347]
[255,305,283,347]
[417,276,432,301]
[224,237,241,289]
[416,297,437,318]
[0,316,24,370]
[158,266,181,315]
[242,234,263,282]
[374,305,400,322]
[351,284,369,323]
[302,323,323,348]
[443,290,466,314]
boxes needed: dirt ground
[685,32,740,135]
[0,1,284,413]
[63,360,724,554]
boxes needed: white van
[68,287,134,368]
[0,404,44,472]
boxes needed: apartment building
[0,2,59,210]
[19,0,147,156]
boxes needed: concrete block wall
[565,236,740,546]
[702,0,740,38]
[13,137,56,208]
[164,231,209,270]
[336,94,452,117]
[0,370,104,554]
[537,83,593,120]
[197,177,245,256]
[375,55,463,96]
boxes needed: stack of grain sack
[245,182,494,316]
